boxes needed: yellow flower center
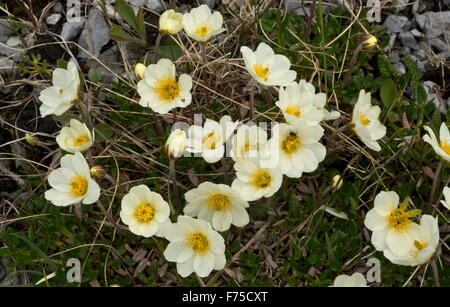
[440,140,450,155]
[253,63,270,81]
[388,208,412,230]
[155,77,180,101]
[281,132,301,155]
[135,203,155,223]
[69,175,88,198]
[208,194,231,211]
[413,240,428,251]
[359,113,371,126]
[195,24,211,37]
[251,169,272,189]
[285,105,302,118]
[187,232,209,254]
[202,131,220,150]
[59,88,64,95]
[243,142,252,152]
[72,135,90,147]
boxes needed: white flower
[163,215,226,278]
[119,185,171,238]
[184,182,249,232]
[364,191,421,257]
[230,124,268,161]
[39,61,80,117]
[159,9,183,35]
[331,273,368,287]
[166,129,186,159]
[383,215,439,266]
[137,58,192,114]
[44,152,100,206]
[351,90,386,151]
[182,5,225,42]
[275,80,325,126]
[56,119,94,153]
[135,63,146,80]
[186,115,238,163]
[267,123,326,178]
[423,123,450,163]
[240,42,297,87]
[231,157,283,201]
[441,187,450,210]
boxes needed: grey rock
[383,15,409,34]
[393,62,406,75]
[86,45,123,83]
[285,0,302,11]
[410,29,423,38]
[46,13,62,25]
[388,51,401,63]
[0,20,14,42]
[423,81,446,114]
[52,2,63,13]
[436,51,450,60]
[0,58,16,76]
[200,0,215,9]
[399,32,420,50]
[393,0,409,12]
[78,8,110,59]
[417,11,450,38]
[429,38,449,53]
[144,0,164,13]
[61,19,85,41]
[400,46,411,56]
[384,34,397,52]
[415,14,426,29]
[412,49,426,60]
[294,7,310,17]
[408,55,424,70]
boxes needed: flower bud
[159,9,183,35]
[25,133,39,146]
[363,35,377,49]
[135,63,146,80]
[165,129,186,159]
[90,165,106,180]
[332,175,343,190]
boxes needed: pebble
[398,31,420,50]
[383,15,409,34]
[78,8,110,59]
[60,19,85,41]
[429,38,449,53]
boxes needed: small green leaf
[88,68,101,83]
[109,26,144,45]
[158,37,182,61]
[95,124,113,142]
[380,78,398,107]
[377,55,394,78]
[116,0,138,31]
[136,7,146,40]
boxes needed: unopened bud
[363,35,377,49]
[135,63,146,80]
[25,133,39,146]
[332,175,343,190]
[90,165,106,180]
[165,129,186,159]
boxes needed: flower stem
[249,88,254,119]
[154,32,164,64]
[342,43,364,89]
[201,42,207,64]
[429,160,443,208]
[169,158,180,212]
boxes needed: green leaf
[377,55,394,78]
[158,37,182,61]
[116,0,138,31]
[95,124,113,142]
[108,26,144,45]
[10,233,58,272]
[136,7,146,40]
[380,78,398,107]
[88,68,101,83]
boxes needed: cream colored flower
[182,5,225,42]
[159,9,183,35]
[184,182,249,232]
[163,215,226,278]
[240,42,297,87]
[383,215,439,266]
[231,157,283,201]
[267,123,326,178]
[166,129,186,159]
[135,63,146,80]
[275,80,325,126]
[137,58,192,114]
[441,187,450,210]
[352,90,386,151]
[44,152,100,206]
[331,273,368,287]
[332,175,343,190]
[186,115,238,163]
[364,191,421,257]
[39,61,80,117]
[120,185,171,238]
[423,123,450,163]
[230,124,268,161]
[56,119,94,153]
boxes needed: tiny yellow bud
[135,63,146,80]
[165,129,186,159]
[363,35,377,48]
[332,175,343,190]
[25,133,39,146]
[159,9,183,35]
[90,165,106,180]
